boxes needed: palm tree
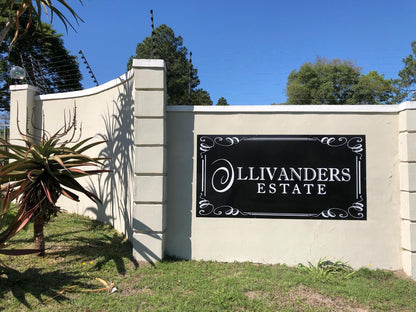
[0,0,83,48]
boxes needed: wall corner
[399,106,416,279]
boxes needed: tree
[286,58,399,104]
[0,113,108,255]
[0,9,82,111]
[352,71,401,104]
[191,88,212,106]
[398,41,416,100]
[128,24,212,105]
[216,97,229,106]
[0,0,82,49]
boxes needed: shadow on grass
[0,215,139,308]
[47,217,139,274]
[0,266,83,309]
[46,232,139,275]
[8,229,87,245]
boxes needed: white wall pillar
[399,103,416,279]
[9,84,40,141]
[131,59,167,262]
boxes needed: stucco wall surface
[10,72,135,239]
[166,107,402,271]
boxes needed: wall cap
[132,59,165,69]
[9,84,40,92]
[35,70,133,101]
[168,102,416,113]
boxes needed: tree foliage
[191,89,212,106]
[286,58,401,104]
[398,41,416,100]
[129,24,212,105]
[0,0,83,49]
[0,8,82,111]
[216,96,229,106]
[353,71,398,104]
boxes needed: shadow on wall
[86,81,134,240]
[131,229,161,264]
[165,112,194,259]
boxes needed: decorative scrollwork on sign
[318,208,349,219]
[198,195,246,217]
[319,136,348,147]
[317,136,363,157]
[214,136,240,146]
[213,205,242,216]
[199,136,241,155]
[316,199,365,219]
[346,137,364,155]
[211,159,235,193]
[199,136,215,154]
[348,199,365,219]
[198,197,214,216]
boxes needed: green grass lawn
[1,212,416,311]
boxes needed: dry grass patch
[244,290,268,300]
[292,285,368,312]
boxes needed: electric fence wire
[146,9,213,105]
[18,53,89,94]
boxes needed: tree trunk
[33,213,46,256]
[0,4,29,48]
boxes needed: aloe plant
[0,119,109,256]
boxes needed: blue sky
[52,0,416,105]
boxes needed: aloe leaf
[56,174,101,203]
[27,169,43,181]
[61,187,80,201]
[70,137,94,151]
[51,155,69,171]
[0,149,22,160]
[1,161,41,175]
[0,172,30,181]
[40,180,54,204]
[76,140,107,154]
[0,203,39,245]
[0,249,42,255]
[67,168,87,175]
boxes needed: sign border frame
[197,135,366,220]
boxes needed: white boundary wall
[9,59,416,279]
[10,69,136,241]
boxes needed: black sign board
[197,135,366,220]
